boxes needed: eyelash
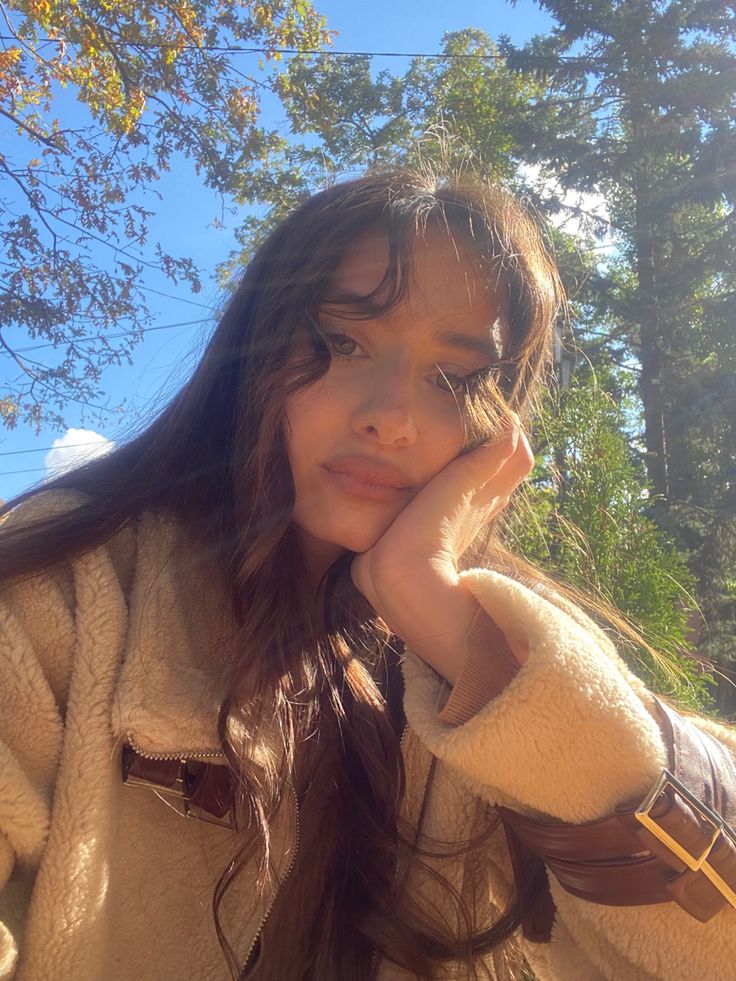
[321,330,485,396]
[323,331,360,358]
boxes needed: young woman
[0,171,734,981]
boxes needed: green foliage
[508,378,712,706]
[272,27,545,176]
[219,28,551,277]
[502,0,736,711]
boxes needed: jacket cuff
[438,606,521,725]
[403,569,668,823]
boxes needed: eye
[323,331,361,358]
[434,367,470,394]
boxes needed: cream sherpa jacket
[0,492,735,981]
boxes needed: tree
[219,28,605,331]
[500,0,736,710]
[508,374,710,706]
[215,28,555,277]
[0,0,330,428]
[500,0,734,484]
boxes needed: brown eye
[325,332,359,357]
[434,369,467,394]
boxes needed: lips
[322,456,413,503]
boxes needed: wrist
[394,581,480,685]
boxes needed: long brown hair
[0,171,562,978]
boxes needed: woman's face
[284,228,507,572]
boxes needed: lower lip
[323,466,410,503]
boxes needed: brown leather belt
[122,744,237,829]
[500,699,736,941]
[121,702,736,941]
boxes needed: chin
[332,526,386,555]
[313,517,392,557]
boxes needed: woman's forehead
[326,227,506,319]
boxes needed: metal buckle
[122,745,237,830]
[635,769,736,908]
[183,795,238,831]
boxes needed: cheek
[284,378,326,421]
[283,381,332,453]
[286,371,347,423]
[419,412,467,477]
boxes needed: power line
[0,441,112,457]
[1,456,119,477]
[142,286,212,309]
[12,317,210,354]
[1,465,52,476]
[0,34,593,64]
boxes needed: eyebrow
[320,299,505,361]
[435,328,503,362]
[320,292,386,318]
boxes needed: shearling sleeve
[0,570,73,979]
[0,493,85,978]
[401,569,736,981]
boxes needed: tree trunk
[631,99,670,503]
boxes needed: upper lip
[323,456,413,489]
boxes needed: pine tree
[501,0,736,709]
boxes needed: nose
[350,369,418,446]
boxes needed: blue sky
[0,0,555,499]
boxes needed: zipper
[395,723,410,884]
[399,723,409,758]
[125,734,301,977]
[238,782,301,980]
[240,723,406,979]
[367,725,411,980]
[125,733,226,762]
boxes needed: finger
[447,435,531,553]
[460,425,533,491]
[453,490,514,556]
[489,430,534,492]
[446,422,521,493]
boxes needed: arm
[401,572,736,980]
[350,426,736,980]
[401,571,667,821]
[0,491,103,979]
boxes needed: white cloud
[517,162,616,251]
[44,428,115,480]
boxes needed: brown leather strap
[500,699,736,942]
[122,744,237,829]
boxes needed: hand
[350,423,534,683]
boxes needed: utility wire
[1,465,56,476]
[0,458,114,479]
[0,35,594,63]
[0,442,113,457]
[12,317,209,354]
[143,286,212,309]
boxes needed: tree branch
[0,106,65,150]
[0,151,59,255]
